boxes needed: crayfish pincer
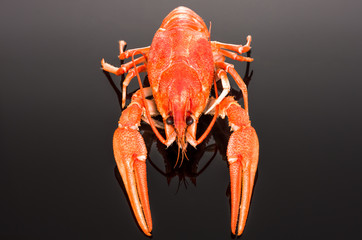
[101,6,259,236]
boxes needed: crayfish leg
[218,96,259,236]
[113,88,156,236]
[205,69,230,115]
[212,35,252,54]
[215,61,249,116]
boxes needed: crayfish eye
[166,116,174,125]
[186,116,194,126]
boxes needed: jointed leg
[212,35,252,54]
[218,96,258,236]
[215,61,249,116]
[101,40,149,76]
[119,40,127,56]
[119,46,150,60]
[127,87,163,129]
[205,69,230,114]
[219,49,253,63]
[114,87,154,236]
[101,56,146,76]
[122,64,147,108]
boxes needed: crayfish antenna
[174,146,181,169]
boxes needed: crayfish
[101,6,259,236]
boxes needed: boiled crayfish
[101,6,259,236]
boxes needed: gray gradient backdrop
[1,0,362,239]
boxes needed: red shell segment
[160,6,209,33]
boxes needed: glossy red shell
[147,7,214,119]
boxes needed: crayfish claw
[227,126,259,236]
[113,127,153,236]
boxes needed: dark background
[1,0,361,239]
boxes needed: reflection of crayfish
[101,6,259,236]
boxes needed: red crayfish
[101,6,259,236]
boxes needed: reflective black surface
[1,1,362,239]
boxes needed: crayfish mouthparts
[176,135,187,150]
